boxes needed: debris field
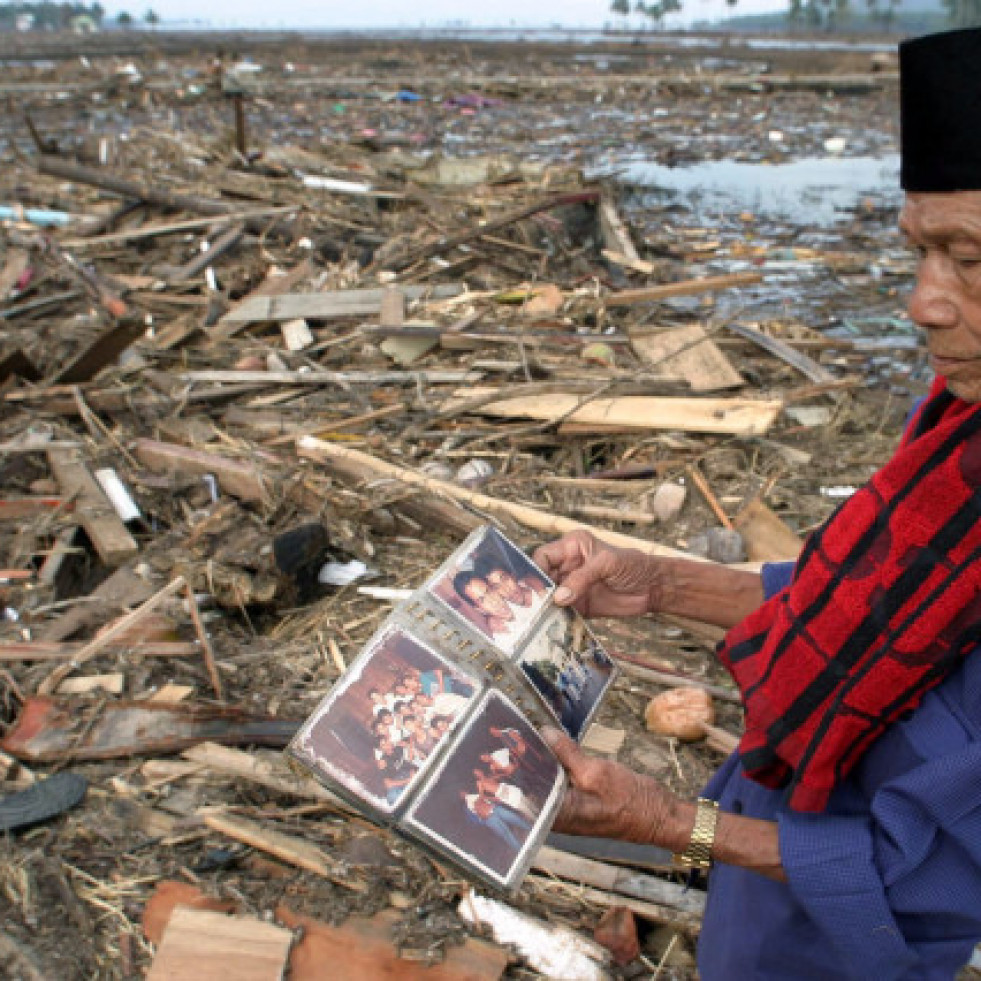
[0,28,934,981]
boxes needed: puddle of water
[604,154,901,225]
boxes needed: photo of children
[427,526,553,655]
[406,691,564,888]
[517,607,616,740]
[289,625,478,814]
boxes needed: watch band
[673,797,720,870]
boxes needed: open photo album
[287,525,618,890]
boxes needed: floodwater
[603,153,901,225]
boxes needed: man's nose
[908,255,959,329]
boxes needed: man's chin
[944,377,981,404]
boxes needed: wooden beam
[133,439,272,505]
[0,498,67,521]
[219,284,463,325]
[441,387,782,436]
[46,449,137,566]
[199,810,365,892]
[0,641,198,662]
[297,437,694,559]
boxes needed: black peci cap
[900,27,981,193]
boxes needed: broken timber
[46,448,138,566]
[218,284,463,324]
[297,437,695,559]
[441,387,783,436]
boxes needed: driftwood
[297,437,694,559]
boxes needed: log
[37,155,296,239]
[297,437,693,559]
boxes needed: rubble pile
[0,30,926,979]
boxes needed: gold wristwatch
[673,797,720,870]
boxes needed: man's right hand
[532,530,662,619]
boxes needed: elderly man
[534,27,981,980]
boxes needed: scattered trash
[0,28,920,979]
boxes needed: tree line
[610,0,981,29]
[0,3,159,29]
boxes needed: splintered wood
[147,906,293,981]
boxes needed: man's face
[486,568,523,603]
[464,578,511,618]
[902,191,981,402]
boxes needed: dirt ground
[0,27,948,980]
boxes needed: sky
[101,0,788,30]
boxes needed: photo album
[286,525,618,891]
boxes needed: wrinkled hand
[543,727,686,850]
[533,530,663,619]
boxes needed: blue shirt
[698,561,981,979]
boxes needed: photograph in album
[517,606,616,739]
[405,690,564,888]
[427,525,553,655]
[289,624,478,813]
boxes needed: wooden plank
[534,846,705,915]
[0,349,42,385]
[59,206,298,249]
[200,810,365,892]
[630,323,743,393]
[726,322,835,384]
[442,387,782,436]
[182,742,341,804]
[133,439,272,504]
[219,284,463,325]
[37,577,186,694]
[46,449,138,566]
[603,271,763,307]
[733,498,803,562]
[147,906,292,981]
[0,641,198,662]
[54,317,147,384]
[207,258,316,344]
[0,498,67,521]
[597,197,640,262]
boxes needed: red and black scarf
[718,378,981,812]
